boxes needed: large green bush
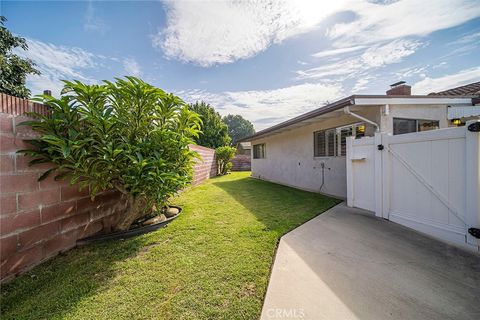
[0,16,40,98]
[215,146,236,175]
[222,114,255,145]
[19,77,201,231]
[188,101,231,148]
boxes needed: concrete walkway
[261,203,480,320]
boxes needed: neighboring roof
[428,81,480,96]
[237,142,251,149]
[238,94,474,142]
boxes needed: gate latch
[467,122,480,132]
[377,144,384,151]
[468,228,480,239]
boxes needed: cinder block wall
[231,154,251,171]
[0,93,217,282]
[190,144,217,184]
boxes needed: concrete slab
[261,203,480,320]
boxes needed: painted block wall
[190,144,218,184]
[0,109,128,281]
[231,154,251,171]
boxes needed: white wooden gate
[346,137,376,212]
[347,121,480,251]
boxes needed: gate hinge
[377,144,384,151]
[468,228,480,239]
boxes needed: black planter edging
[77,206,182,245]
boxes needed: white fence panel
[347,121,480,251]
[346,137,375,211]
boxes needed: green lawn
[1,172,339,320]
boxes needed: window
[315,128,337,157]
[253,143,266,159]
[314,123,367,157]
[393,118,440,135]
[417,119,439,132]
[393,118,416,135]
[314,129,326,157]
[326,129,337,156]
[339,126,353,156]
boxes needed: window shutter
[339,127,353,156]
[314,131,326,157]
[326,129,336,156]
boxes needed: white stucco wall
[250,103,456,199]
[251,107,380,198]
[380,104,449,132]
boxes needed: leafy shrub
[215,146,236,175]
[19,77,202,231]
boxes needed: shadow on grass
[0,235,147,320]
[212,176,340,236]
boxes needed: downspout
[319,162,325,192]
[343,106,380,132]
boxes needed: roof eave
[238,94,475,143]
[237,96,354,142]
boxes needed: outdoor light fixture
[452,119,462,126]
[357,125,365,133]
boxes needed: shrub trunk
[114,195,150,231]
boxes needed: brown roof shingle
[428,81,480,96]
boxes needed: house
[231,142,252,171]
[240,81,480,199]
[236,141,251,156]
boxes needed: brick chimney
[386,81,411,96]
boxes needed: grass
[1,172,339,320]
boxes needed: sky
[2,0,480,130]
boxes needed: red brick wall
[0,94,217,282]
[0,110,127,282]
[231,154,251,171]
[1,93,49,116]
[190,144,217,185]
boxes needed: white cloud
[16,39,99,96]
[297,39,421,80]
[154,0,479,66]
[438,30,480,59]
[352,77,373,93]
[326,0,480,46]
[177,83,343,130]
[450,30,480,45]
[154,1,346,66]
[393,65,429,80]
[412,66,480,94]
[123,57,142,76]
[84,0,108,34]
[312,45,365,59]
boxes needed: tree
[215,146,236,175]
[188,101,231,148]
[222,114,255,145]
[0,16,40,98]
[19,77,201,231]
